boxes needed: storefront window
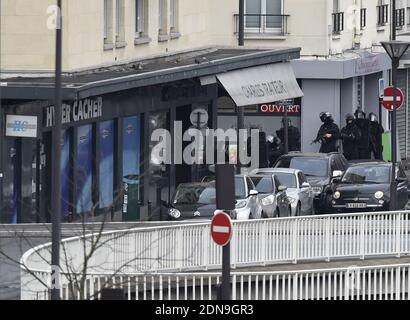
[99,120,114,209]
[61,129,71,218]
[76,124,93,214]
[122,116,141,220]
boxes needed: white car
[251,168,315,216]
[233,175,263,220]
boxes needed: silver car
[252,168,315,216]
[234,175,263,220]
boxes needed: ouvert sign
[45,97,103,127]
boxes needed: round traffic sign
[382,86,404,111]
[210,211,233,247]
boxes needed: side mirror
[249,189,259,197]
[278,185,288,192]
[332,177,341,184]
[332,170,343,178]
[301,182,310,188]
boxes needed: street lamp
[381,40,410,211]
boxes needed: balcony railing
[360,8,367,29]
[395,8,405,29]
[234,14,290,36]
[377,4,389,26]
[332,12,344,34]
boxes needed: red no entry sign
[211,211,233,247]
[383,86,404,111]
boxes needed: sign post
[378,78,385,125]
[214,164,235,300]
[382,86,404,111]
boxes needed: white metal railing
[29,263,410,300]
[21,211,410,299]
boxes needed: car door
[246,176,259,216]
[274,175,288,215]
[298,171,310,214]
[396,166,409,209]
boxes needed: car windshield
[250,176,273,194]
[341,166,390,184]
[235,177,247,199]
[273,172,297,188]
[276,157,328,177]
[173,185,216,205]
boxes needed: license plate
[346,203,367,209]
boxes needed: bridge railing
[29,263,410,300]
[21,211,410,299]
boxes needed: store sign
[259,103,301,115]
[6,115,38,138]
[45,97,103,127]
[355,53,380,76]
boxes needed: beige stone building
[0,0,401,73]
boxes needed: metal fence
[21,211,410,299]
[28,263,410,300]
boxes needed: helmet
[355,109,366,119]
[320,112,333,123]
[346,113,354,125]
[266,135,274,143]
[369,113,378,122]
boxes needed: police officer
[314,112,340,153]
[368,112,384,160]
[276,118,301,152]
[354,109,371,159]
[340,113,361,160]
[266,135,282,167]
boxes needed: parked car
[249,174,291,218]
[165,175,262,221]
[274,152,349,213]
[252,168,315,216]
[331,161,410,212]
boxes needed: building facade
[1,0,407,223]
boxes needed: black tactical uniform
[340,114,361,160]
[354,110,371,159]
[314,112,340,153]
[276,118,301,152]
[368,113,384,160]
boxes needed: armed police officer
[354,109,371,159]
[340,114,361,160]
[313,112,340,153]
[276,118,301,152]
[368,112,384,160]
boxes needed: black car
[331,162,409,212]
[274,152,349,213]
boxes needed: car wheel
[295,203,301,217]
[261,210,268,219]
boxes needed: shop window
[122,116,142,221]
[99,121,114,210]
[61,129,71,218]
[76,125,93,215]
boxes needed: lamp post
[51,0,63,300]
[381,41,410,211]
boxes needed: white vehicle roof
[252,168,299,175]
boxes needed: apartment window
[159,0,167,34]
[104,0,114,48]
[115,0,126,47]
[136,0,148,36]
[360,8,367,29]
[396,8,406,28]
[332,12,344,34]
[244,0,285,33]
[377,2,389,26]
[169,0,178,32]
